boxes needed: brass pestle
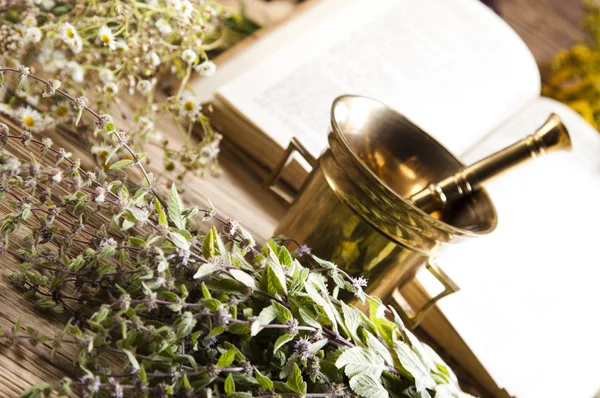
[409,114,573,213]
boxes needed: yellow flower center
[101,34,111,44]
[66,28,75,39]
[56,107,68,117]
[184,101,195,111]
[98,150,109,158]
[23,116,34,127]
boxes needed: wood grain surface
[0,0,586,396]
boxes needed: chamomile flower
[115,40,128,52]
[91,144,112,158]
[25,27,42,43]
[23,14,37,28]
[17,107,44,132]
[195,60,216,77]
[199,143,220,165]
[181,49,197,65]
[98,69,114,83]
[177,1,194,20]
[179,93,202,119]
[146,52,161,67]
[103,81,119,95]
[41,0,55,10]
[98,26,116,50]
[155,19,172,36]
[136,79,154,95]
[66,61,84,82]
[59,23,82,53]
[51,101,72,123]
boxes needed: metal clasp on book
[264,137,317,205]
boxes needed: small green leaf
[273,333,294,353]
[335,346,387,379]
[168,183,185,229]
[309,338,329,355]
[217,348,237,368]
[229,269,256,290]
[272,301,293,323]
[255,368,274,391]
[349,373,389,398]
[394,341,436,393]
[154,198,168,226]
[193,263,218,280]
[123,349,140,370]
[286,363,307,394]
[224,374,235,395]
[251,305,277,336]
[110,159,134,170]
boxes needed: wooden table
[0,0,585,396]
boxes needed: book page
[419,97,600,398]
[213,0,540,158]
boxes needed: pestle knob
[409,113,573,213]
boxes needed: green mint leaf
[349,373,389,398]
[365,331,394,367]
[272,301,293,323]
[255,368,274,390]
[169,231,190,250]
[251,305,277,336]
[216,348,237,368]
[224,373,235,395]
[309,338,329,355]
[193,263,218,280]
[341,301,362,342]
[110,159,133,170]
[277,246,293,267]
[153,198,168,226]
[168,183,185,229]
[229,269,256,290]
[394,341,436,393]
[286,363,307,394]
[335,346,387,379]
[123,349,140,370]
[273,333,294,353]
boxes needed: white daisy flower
[59,23,82,53]
[23,14,38,28]
[115,40,128,52]
[155,19,172,36]
[179,93,202,119]
[17,107,44,132]
[181,49,197,65]
[98,26,116,50]
[167,0,181,8]
[41,0,55,10]
[199,143,220,165]
[178,1,194,20]
[136,79,154,95]
[194,60,216,77]
[91,144,112,157]
[66,61,84,83]
[146,52,161,67]
[25,27,42,43]
[98,69,114,83]
[51,101,71,123]
[103,81,119,95]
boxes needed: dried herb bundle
[0,65,471,398]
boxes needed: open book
[192,0,600,397]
